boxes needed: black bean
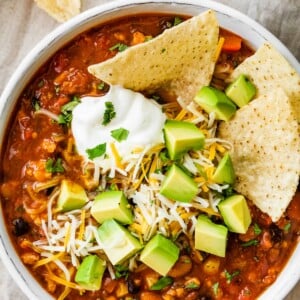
[269,224,283,244]
[127,277,140,294]
[13,218,30,236]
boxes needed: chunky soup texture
[1,14,300,300]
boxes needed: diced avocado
[160,164,198,203]
[225,74,256,107]
[75,255,106,291]
[91,191,133,225]
[57,179,88,212]
[97,219,142,265]
[194,86,236,121]
[195,215,228,257]
[140,234,179,276]
[212,153,235,184]
[218,194,251,234]
[163,120,205,160]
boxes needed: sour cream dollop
[71,85,166,160]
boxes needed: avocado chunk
[75,255,106,291]
[91,191,133,225]
[212,153,235,184]
[225,74,256,107]
[195,215,228,257]
[194,86,236,121]
[163,120,205,160]
[57,179,88,212]
[160,164,198,202]
[218,194,251,234]
[140,234,179,276]
[97,219,142,265]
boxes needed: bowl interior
[0,1,299,299]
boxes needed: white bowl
[0,1,299,299]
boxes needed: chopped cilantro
[284,222,291,233]
[97,82,105,90]
[32,97,40,111]
[45,158,64,173]
[58,96,80,125]
[173,16,183,26]
[114,264,129,279]
[109,183,118,191]
[224,270,240,283]
[222,185,234,198]
[102,101,116,125]
[241,239,259,247]
[111,128,129,142]
[212,282,219,296]
[159,149,170,163]
[150,276,173,291]
[253,223,262,235]
[185,281,200,289]
[109,43,128,52]
[86,143,106,160]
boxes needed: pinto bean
[168,255,192,278]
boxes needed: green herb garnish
[212,282,219,296]
[159,150,170,163]
[32,97,40,111]
[224,270,240,283]
[86,143,106,160]
[173,16,183,26]
[222,185,234,198]
[114,264,129,279]
[109,43,128,52]
[45,158,64,173]
[185,281,200,289]
[111,128,129,142]
[109,183,118,191]
[284,222,291,233]
[241,239,259,247]
[97,82,105,90]
[150,276,173,291]
[253,223,262,235]
[58,96,80,125]
[102,101,116,125]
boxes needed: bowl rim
[0,1,299,299]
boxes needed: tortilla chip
[218,88,300,222]
[88,10,219,106]
[34,0,81,22]
[228,42,300,122]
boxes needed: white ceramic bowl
[0,1,299,299]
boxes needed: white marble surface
[0,0,299,299]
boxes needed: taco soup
[1,11,300,300]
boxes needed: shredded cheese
[214,36,225,62]
[31,91,234,295]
